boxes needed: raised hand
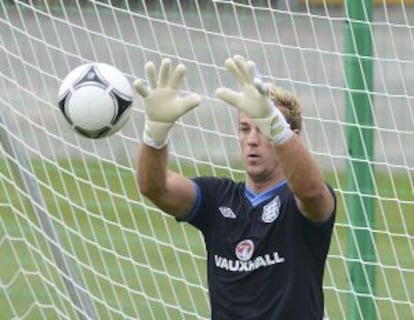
[216,55,292,145]
[135,58,201,148]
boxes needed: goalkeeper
[135,55,336,320]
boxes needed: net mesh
[0,1,413,319]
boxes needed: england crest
[262,196,281,223]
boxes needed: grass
[0,158,413,319]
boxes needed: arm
[216,55,334,222]
[135,59,201,219]
[137,144,195,219]
[270,86,334,222]
[274,134,334,222]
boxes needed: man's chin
[247,168,265,181]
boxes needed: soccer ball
[58,63,133,139]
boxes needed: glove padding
[216,55,292,145]
[135,58,201,149]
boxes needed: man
[135,55,336,319]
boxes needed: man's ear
[293,129,300,136]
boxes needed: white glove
[134,58,201,149]
[215,55,292,145]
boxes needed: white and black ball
[58,63,133,139]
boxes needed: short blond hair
[269,86,303,132]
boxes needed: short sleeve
[176,176,222,233]
[293,183,336,265]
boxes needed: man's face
[239,112,279,183]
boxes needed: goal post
[1,1,413,320]
[344,0,376,319]
[0,113,97,320]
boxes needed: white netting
[0,1,413,319]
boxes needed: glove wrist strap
[143,119,173,149]
[255,108,293,145]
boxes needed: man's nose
[247,127,261,145]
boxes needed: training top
[180,177,336,320]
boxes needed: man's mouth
[247,153,260,159]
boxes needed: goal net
[0,1,412,319]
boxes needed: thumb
[215,88,241,109]
[134,79,150,98]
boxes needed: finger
[247,60,259,82]
[215,87,242,109]
[254,78,271,96]
[134,79,150,98]
[225,58,249,86]
[232,55,251,83]
[145,61,157,89]
[178,93,202,113]
[169,63,187,90]
[158,58,171,88]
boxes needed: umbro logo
[219,206,236,219]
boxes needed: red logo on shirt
[235,239,254,261]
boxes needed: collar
[245,180,288,207]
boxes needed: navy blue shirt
[181,177,336,320]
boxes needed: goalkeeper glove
[134,58,201,149]
[216,55,293,145]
